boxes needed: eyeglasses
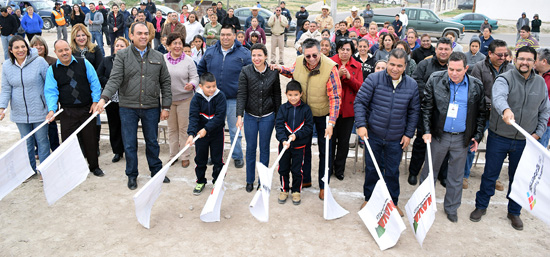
[517,57,535,63]
[338,38,352,43]
[305,54,318,59]
[494,53,509,58]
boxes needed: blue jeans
[124,27,129,40]
[303,116,332,189]
[363,132,403,205]
[464,120,489,178]
[90,31,105,57]
[537,126,550,148]
[1,35,13,60]
[243,112,275,184]
[475,131,524,215]
[16,122,50,171]
[226,99,243,160]
[119,107,163,178]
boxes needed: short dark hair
[8,35,30,64]
[321,29,330,35]
[286,80,302,93]
[537,48,550,64]
[516,46,537,60]
[130,22,147,34]
[395,41,411,55]
[388,48,408,63]
[436,37,452,47]
[520,25,530,32]
[111,3,118,8]
[200,72,216,85]
[302,38,320,51]
[250,43,267,56]
[166,32,185,46]
[338,20,347,26]
[448,51,468,68]
[221,24,235,34]
[336,38,356,55]
[137,10,146,16]
[183,43,191,49]
[488,39,507,54]
[0,7,7,13]
[483,27,492,33]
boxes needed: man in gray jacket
[516,12,529,41]
[95,22,172,190]
[85,3,104,56]
[470,46,550,231]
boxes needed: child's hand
[289,134,296,142]
[198,129,207,138]
[186,135,195,146]
[283,141,290,148]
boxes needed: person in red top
[535,48,550,147]
[330,38,363,180]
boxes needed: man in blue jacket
[354,49,420,215]
[197,25,252,168]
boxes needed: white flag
[509,122,550,226]
[358,180,406,251]
[404,171,437,246]
[199,165,227,222]
[37,134,89,205]
[323,175,349,220]
[133,165,170,229]
[249,162,272,222]
[0,140,35,201]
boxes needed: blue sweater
[0,51,49,123]
[354,71,420,141]
[21,13,43,34]
[197,39,252,99]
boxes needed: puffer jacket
[0,51,49,123]
[421,71,486,146]
[412,57,447,99]
[197,39,252,99]
[471,56,514,109]
[102,44,172,109]
[236,63,281,117]
[354,70,420,141]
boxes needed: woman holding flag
[0,35,50,172]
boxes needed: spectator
[162,12,187,42]
[200,7,213,27]
[445,31,463,52]
[279,1,291,44]
[395,41,417,76]
[215,2,227,22]
[374,33,396,62]
[179,5,189,23]
[14,9,24,38]
[465,36,485,74]
[480,18,492,32]
[203,13,221,47]
[152,10,165,49]
[51,2,68,41]
[146,0,156,17]
[70,4,85,27]
[61,1,71,21]
[320,38,334,58]
[399,8,408,40]
[531,14,541,41]
[353,38,375,79]
[20,6,42,41]
[294,21,322,54]
[120,4,131,39]
[80,2,90,15]
[267,7,288,65]
[295,5,309,37]
[85,3,104,56]
[139,2,152,22]
[184,12,203,45]
[479,27,494,56]
[296,20,309,44]
[515,25,539,51]
[363,21,378,49]
[70,24,103,70]
[97,2,110,46]
[1,7,18,60]
[244,17,266,44]
[321,29,336,56]
[108,4,125,55]
[125,8,139,40]
[334,21,349,43]
[516,12,529,41]
[244,6,265,31]
[345,6,364,29]
[132,11,155,44]
[221,8,241,32]
[406,30,420,51]
[348,18,363,36]
[191,34,205,64]
[535,48,550,147]
[411,34,435,64]
[315,5,334,31]
[236,30,246,48]
[362,4,374,26]
[393,14,403,38]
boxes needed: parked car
[446,13,498,31]
[458,1,474,10]
[1,0,55,29]
[234,7,296,35]
[372,7,465,40]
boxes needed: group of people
[1,2,550,229]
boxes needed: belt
[444,131,464,135]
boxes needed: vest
[52,9,66,26]
[53,57,92,108]
[293,54,336,116]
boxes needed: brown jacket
[161,21,186,39]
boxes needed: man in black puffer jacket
[420,52,486,223]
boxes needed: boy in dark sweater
[186,72,227,195]
[275,81,313,205]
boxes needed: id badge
[447,103,459,118]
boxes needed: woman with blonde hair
[70,24,103,69]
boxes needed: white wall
[477,0,549,21]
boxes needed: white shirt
[399,13,408,27]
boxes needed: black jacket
[98,8,108,27]
[108,12,125,33]
[334,30,349,44]
[275,101,313,146]
[72,45,104,70]
[412,57,447,99]
[295,10,309,29]
[236,64,281,117]
[188,89,227,137]
[96,55,114,87]
[221,15,241,31]
[70,13,86,26]
[151,17,165,39]
[422,71,486,146]
[411,45,435,65]
[0,13,19,36]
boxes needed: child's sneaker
[278,191,289,204]
[193,183,206,195]
[292,192,301,205]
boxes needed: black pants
[195,130,224,184]
[105,102,124,155]
[303,116,332,189]
[278,143,306,193]
[102,26,111,45]
[330,116,354,176]
[409,120,448,181]
[109,30,124,55]
[59,106,99,170]
[26,32,42,42]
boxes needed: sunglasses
[305,54,318,59]
[494,53,509,58]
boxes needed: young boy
[157,35,168,54]
[275,81,313,205]
[186,72,227,195]
[183,43,192,57]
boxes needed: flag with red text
[404,170,437,246]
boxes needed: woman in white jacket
[184,13,204,44]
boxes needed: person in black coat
[96,37,129,163]
[295,6,309,36]
[108,4,125,55]
[0,7,19,60]
[411,34,436,65]
[98,3,110,46]
[151,10,165,49]
[70,4,86,26]
[221,8,241,31]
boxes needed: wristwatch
[163,108,170,112]
[328,123,335,127]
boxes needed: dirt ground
[1,29,549,256]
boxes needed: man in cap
[315,5,333,31]
[244,6,265,31]
[480,18,492,32]
[345,6,363,29]
[51,2,68,40]
[295,5,309,37]
[139,2,152,22]
[516,12,529,41]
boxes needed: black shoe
[112,153,122,163]
[446,213,458,223]
[128,177,137,190]
[97,149,100,157]
[246,183,253,192]
[507,213,523,230]
[92,168,105,177]
[469,208,487,222]
[257,183,261,190]
[234,159,244,168]
[163,176,170,183]
[207,157,213,166]
[440,179,447,188]
[335,173,344,181]
[408,174,418,185]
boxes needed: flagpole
[510,120,550,156]
[69,101,111,137]
[269,139,292,171]
[163,136,199,168]
[426,141,437,205]
[0,109,64,157]
[325,117,330,191]
[363,136,386,183]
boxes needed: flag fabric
[323,175,349,220]
[37,134,89,205]
[509,122,550,226]
[358,180,406,251]
[0,140,35,201]
[133,165,170,229]
[405,170,437,246]
[249,162,272,222]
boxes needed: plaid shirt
[280,61,342,124]
[166,52,186,65]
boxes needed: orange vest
[52,9,66,26]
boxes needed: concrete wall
[477,0,549,21]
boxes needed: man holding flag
[470,46,550,230]
[420,52,486,223]
[354,48,420,215]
